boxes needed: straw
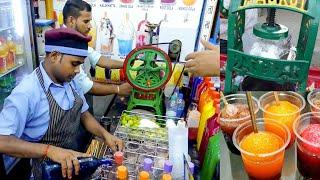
[246,92,258,133]
[220,91,228,105]
[273,91,280,105]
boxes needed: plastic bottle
[166,93,178,117]
[176,93,185,118]
[114,151,124,167]
[0,41,8,73]
[117,165,128,180]
[139,171,150,180]
[160,160,173,179]
[140,158,153,179]
[195,77,211,103]
[42,157,112,180]
[168,120,188,179]
[190,77,202,101]
[186,103,201,140]
[117,13,134,56]
[200,133,220,180]
[197,93,215,150]
[199,114,219,166]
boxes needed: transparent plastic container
[242,31,293,60]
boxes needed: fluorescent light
[12,0,24,36]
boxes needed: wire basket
[90,110,183,179]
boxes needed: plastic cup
[307,90,320,112]
[293,112,320,179]
[219,94,259,155]
[259,91,305,147]
[233,119,290,180]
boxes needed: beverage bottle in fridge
[100,12,114,54]
[14,34,25,65]
[6,31,16,69]
[186,103,201,140]
[0,41,7,73]
[116,165,128,180]
[117,13,134,57]
[160,160,173,179]
[41,157,112,180]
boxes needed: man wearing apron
[0,28,123,179]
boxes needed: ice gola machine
[224,0,320,93]
[123,21,182,115]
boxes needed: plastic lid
[177,120,186,128]
[188,162,195,174]
[163,160,173,173]
[143,158,153,171]
[162,174,172,180]
[139,171,150,180]
[117,166,128,179]
[253,23,289,40]
[114,151,124,165]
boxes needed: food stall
[38,0,221,179]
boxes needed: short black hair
[63,0,92,23]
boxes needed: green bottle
[200,133,220,180]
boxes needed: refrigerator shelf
[0,26,14,33]
[0,62,24,78]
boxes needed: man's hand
[103,133,124,152]
[117,83,132,96]
[185,40,219,77]
[46,145,91,179]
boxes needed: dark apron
[32,68,84,180]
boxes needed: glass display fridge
[0,0,37,111]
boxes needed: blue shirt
[0,63,89,171]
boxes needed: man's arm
[88,81,132,96]
[0,135,90,178]
[96,56,124,69]
[80,111,123,152]
[0,135,47,158]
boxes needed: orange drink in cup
[233,119,290,180]
[259,91,305,147]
